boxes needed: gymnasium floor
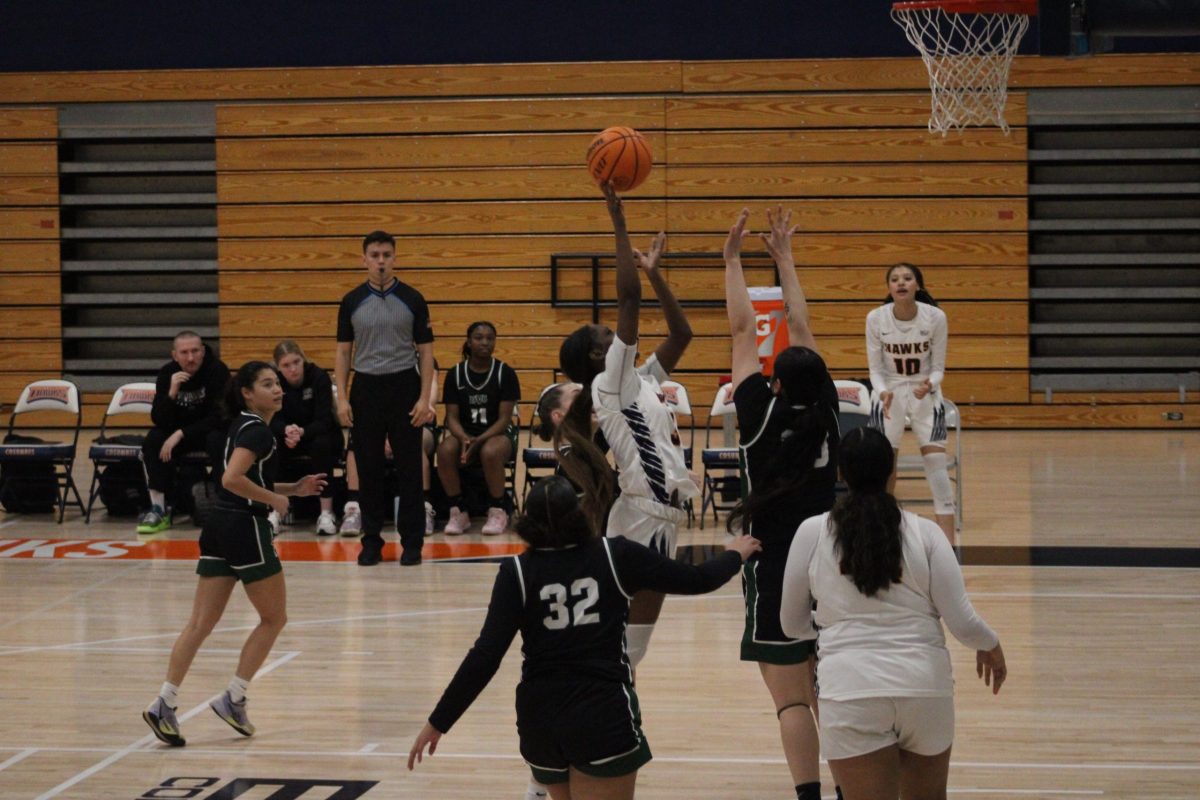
[0,429,1197,799]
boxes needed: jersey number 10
[541,578,600,629]
[893,357,921,376]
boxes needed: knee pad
[626,624,656,669]
[922,452,956,516]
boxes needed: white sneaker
[424,501,436,535]
[339,502,362,537]
[316,511,337,536]
[443,507,470,535]
[481,507,509,535]
[267,510,280,536]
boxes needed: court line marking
[0,748,36,773]
[0,563,146,632]
[0,606,488,657]
[33,651,301,800]
[5,744,1196,773]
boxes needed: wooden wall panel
[0,274,60,304]
[218,97,666,136]
[219,233,1026,270]
[0,341,61,371]
[666,198,1026,233]
[0,61,684,103]
[0,308,61,338]
[665,94,1028,129]
[0,176,58,205]
[0,240,59,272]
[218,200,668,237]
[0,109,58,140]
[666,128,1026,164]
[0,143,57,174]
[217,132,667,171]
[0,209,59,239]
[218,167,668,204]
[665,163,1026,197]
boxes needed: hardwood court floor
[0,430,1197,799]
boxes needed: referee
[336,230,435,566]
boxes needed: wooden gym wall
[0,54,1195,429]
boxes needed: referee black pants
[350,370,424,551]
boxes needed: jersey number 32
[541,578,600,629]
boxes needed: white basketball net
[892,5,1030,135]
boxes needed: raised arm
[762,206,817,354]
[636,232,692,373]
[603,182,642,345]
[724,208,761,391]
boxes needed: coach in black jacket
[137,331,230,534]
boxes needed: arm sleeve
[336,292,356,343]
[734,375,772,447]
[779,517,820,640]
[150,367,176,429]
[428,560,523,733]
[866,310,889,392]
[500,362,521,402]
[593,336,642,411]
[236,422,276,461]
[928,309,947,389]
[613,537,742,596]
[302,370,335,440]
[637,353,669,383]
[412,291,435,345]
[925,522,998,651]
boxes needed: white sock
[344,500,360,513]
[158,681,179,708]
[149,490,166,512]
[228,676,250,703]
[525,780,548,799]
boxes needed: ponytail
[552,388,614,537]
[830,427,904,597]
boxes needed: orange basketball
[586,126,652,192]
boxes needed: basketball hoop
[892,0,1037,135]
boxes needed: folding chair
[521,383,564,505]
[659,380,696,526]
[699,382,741,529]
[833,379,872,436]
[0,379,85,523]
[85,382,155,522]
[895,397,964,530]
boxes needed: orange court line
[0,537,524,562]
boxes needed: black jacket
[150,343,231,440]
[270,361,336,443]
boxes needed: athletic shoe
[443,507,470,535]
[400,546,422,566]
[142,696,185,747]
[424,501,436,535]
[481,507,509,535]
[357,536,383,566]
[524,783,549,800]
[339,502,362,537]
[136,507,171,535]
[210,690,255,737]
[316,511,337,536]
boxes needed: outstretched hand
[724,208,751,263]
[760,205,797,266]
[633,232,667,274]
[408,722,442,770]
[293,473,328,498]
[601,181,625,226]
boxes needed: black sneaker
[399,546,422,566]
[357,537,383,566]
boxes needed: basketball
[586,126,652,192]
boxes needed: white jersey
[866,302,948,391]
[780,511,997,701]
[592,336,699,509]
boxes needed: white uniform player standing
[866,262,956,542]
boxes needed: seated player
[437,322,520,535]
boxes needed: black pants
[142,426,224,494]
[351,370,423,550]
[276,430,344,498]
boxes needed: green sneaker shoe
[136,507,172,535]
